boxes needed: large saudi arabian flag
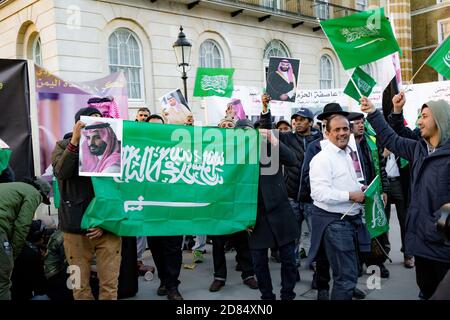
[320,7,400,70]
[81,121,260,236]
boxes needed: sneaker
[193,250,204,263]
[404,256,415,268]
[379,264,390,278]
[157,285,168,296]
[353,288,366,300]
[209,280,225,292]
[317,289,329,300]
[243,277,258,290]
[167,289,183,301]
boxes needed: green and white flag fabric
[425,35,450,79]
[344,67,377,101]
[81,121,260,236]
[364,175,389,238]
[193,68,235,97]
[320,8,400,70]
[0,148,11,173]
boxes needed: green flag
[364,175,389,238]
[425,36,450,79]
[344,67,376,101]
[0,148,11,173]
[81,121,260,236]
[320,8,400,70]
[193,68,235,97]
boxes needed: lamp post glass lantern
[173,26,192,102]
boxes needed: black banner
[0,59,33,181]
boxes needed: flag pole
[317,18,365,99]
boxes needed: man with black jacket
[283,108,322,270]
[52,107,122,300]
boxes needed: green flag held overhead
[364,175,389,238]
[320,8,400,70]
[193,68,235,97]
[425,36,450,79]
[0,148,11,173]
[344,67,376,101]
[81,121,260,236]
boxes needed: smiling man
[309,114,367,300]
[361,95,450,300]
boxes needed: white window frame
[199,39,224,68]
[437,18,450,81]
[319,55,335,89]
[260,0,281,9]
[108,28,145,102]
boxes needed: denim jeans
[299,202,313,255]
[323,220,358,300]
[288,199,302,267]
[251,241,297,300]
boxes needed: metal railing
[207,0,364,20]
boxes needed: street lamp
[173,26,192,103]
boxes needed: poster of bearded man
[266,57,301,103]
[79,116,123,177]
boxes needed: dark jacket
[249,139,300,250]
[367,110,450,262]
[0,182,41,259]
[282,129,322,199]
[356,136,389,193]
[298,139,322,203]
[0,166,15,183]
[52,139,95,234]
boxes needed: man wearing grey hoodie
[361,95,450,300]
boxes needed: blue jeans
[289,199,302,267]
[251,241,297,300]
[323,220,358,300]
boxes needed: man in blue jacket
[361,96,450,299]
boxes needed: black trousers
[147,236,183,291]
[315,239,331,291]
[385,178,407,253]
[210,231,254,281]
[415,256,450,299]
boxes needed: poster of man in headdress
[79,116,122,177]
[266,57,300,103]
[159,89,191,125]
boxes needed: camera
[437,204,450,242]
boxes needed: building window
[319,55,334,89]
[263,40,291,81]
[199,40,224,68]
[355,0,368,11]
[33,37,42,66]
[315,0,329,20]
[108,28,144,100]
[260,0,281,9]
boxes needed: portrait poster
[159,89,191,125]
[266,57,301,103]
[79,116,123,177]
[348,134,365,184]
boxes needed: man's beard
[280,66,289,72]
[89,141,107,156]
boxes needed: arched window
[264,40,290,62]
[319,55,334,89]
[199,40,223,68]
[33,37,42,66]
[108,28,144,100]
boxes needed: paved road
[130,209,419,300]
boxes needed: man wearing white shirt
[309,114,367,300]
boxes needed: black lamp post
[173,26,192,103]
